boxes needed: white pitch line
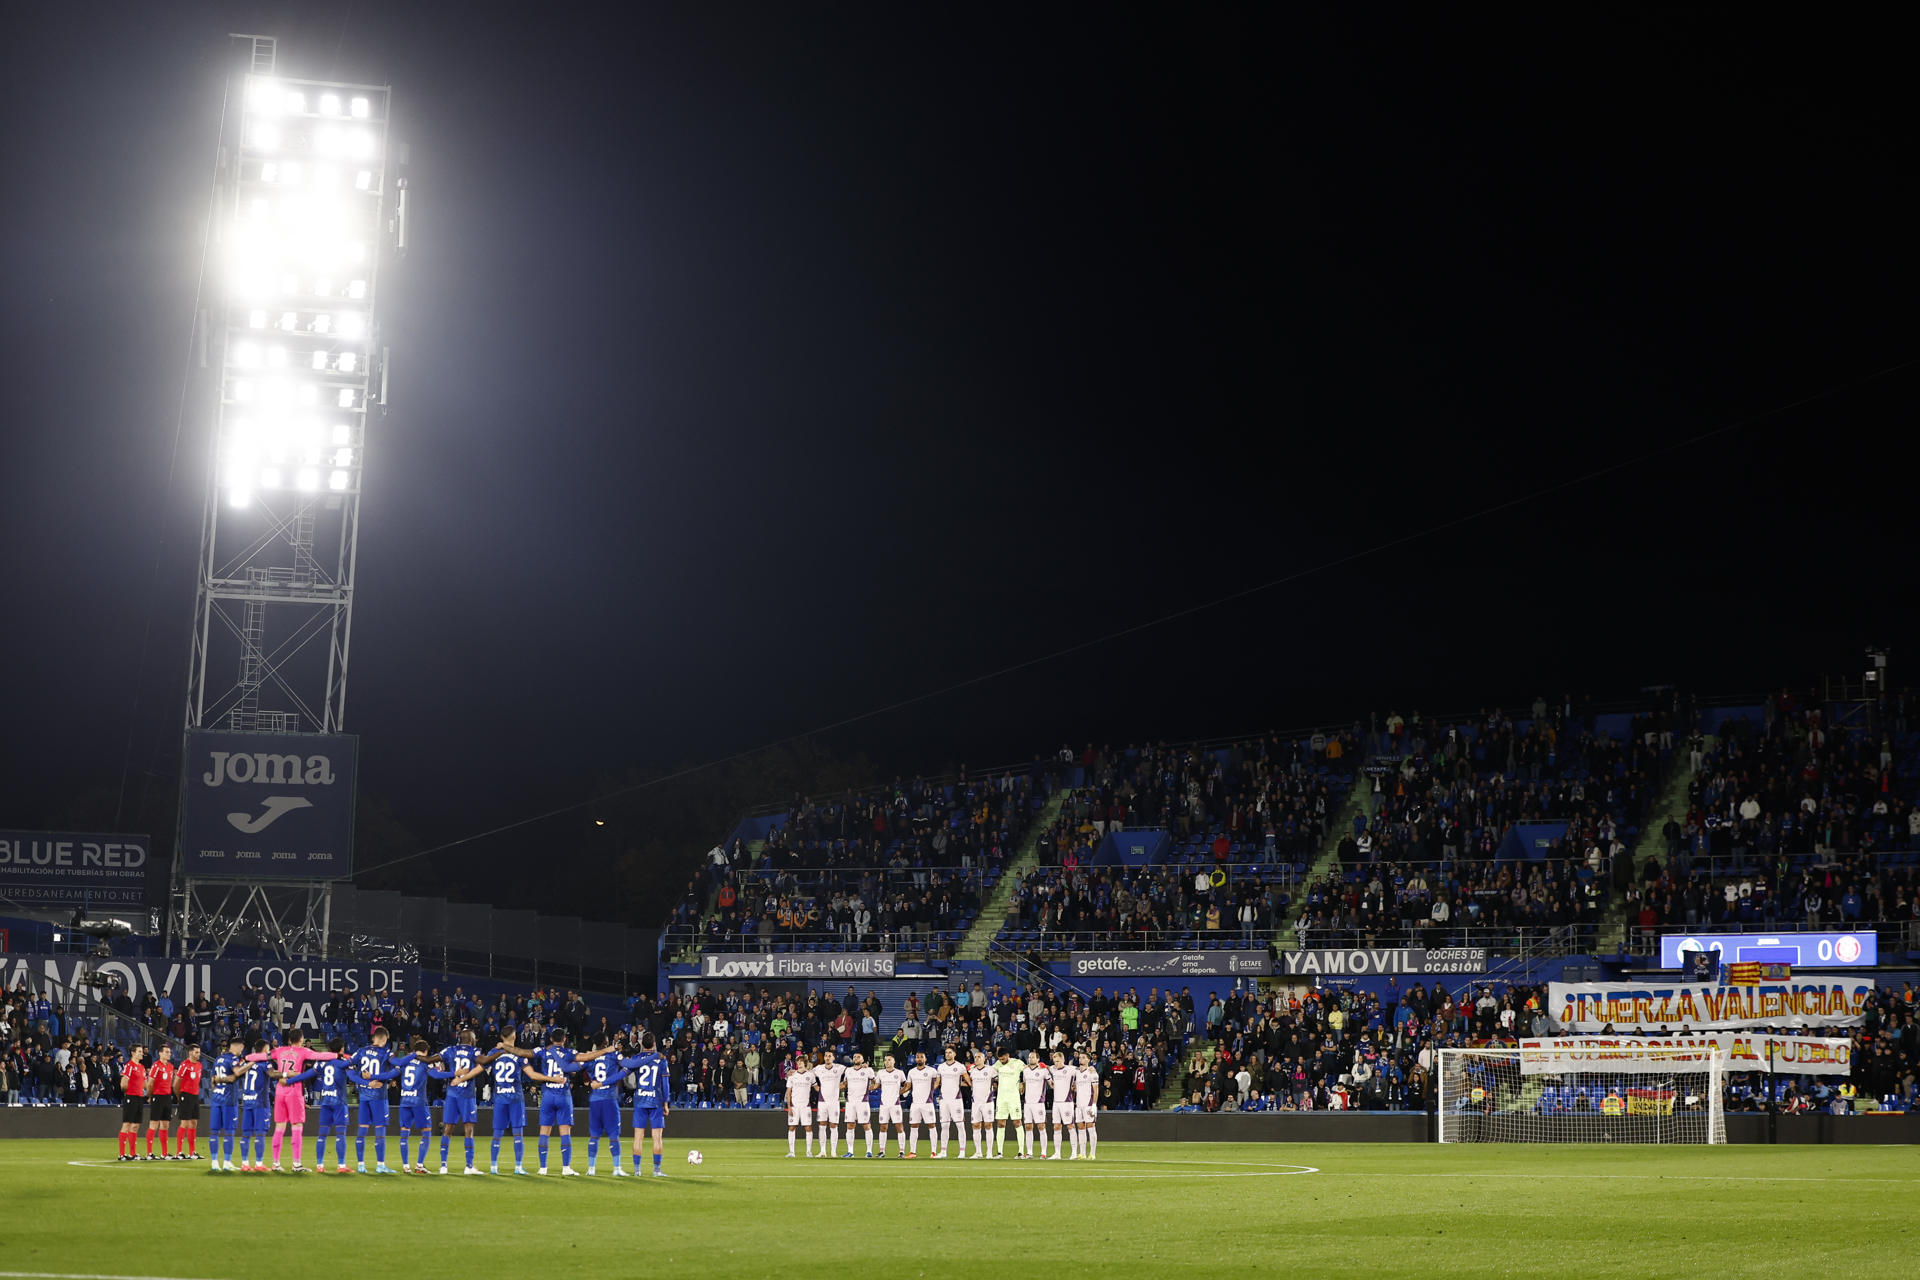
[1339,1172,1920,1184]
[0,1272,232,1280]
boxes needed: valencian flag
[1726,961,1791,986]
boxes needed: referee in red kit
[146,1045,176,1159]
[118,1047,149,1162]
[174,1045,205,1160]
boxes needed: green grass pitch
[0,1140,1910,1278]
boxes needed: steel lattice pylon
[169,34,407,958]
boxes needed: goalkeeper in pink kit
[249,1030,339,1173]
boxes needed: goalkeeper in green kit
[993,1046,1027,1158]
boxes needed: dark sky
[2,5,1913,906]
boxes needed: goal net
[1436,1044,1725,1144]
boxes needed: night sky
[2,5,1912,916]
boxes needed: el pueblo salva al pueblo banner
[1548,977,1873,1032]
[1518,1033,1853,1076]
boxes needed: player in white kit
[1021,1051,1051,1158]
[934,1047,968,1158]
[784,1054,815,1158]
[1074,1050,1100,1160]
[842,1052,877,1158]
[812,1049,848,1159]
[966,1051,996,1159]
[874,1054,907,1158]
[1048,1050,1074,1160]
[905,1052,937,1158]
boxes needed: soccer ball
[685,1149,704,1165]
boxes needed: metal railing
[997,927,1280,951]
[1291,922,1599,956]
[1638,850,1908,880]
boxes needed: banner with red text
[1518,1033,1853,1076]
[1548,978,1873,1032]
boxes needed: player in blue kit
[238,1048,274,1173]
[206,1036,245,1172]
[347,1032,411,1174]
[481,1028,538,1175]
[624,1030,671,1178]
[276,1042,354,1172]
[526,1027,616,1176]
[396,1039,469,1173]
[582,1034,635,1176]
[435,1029,486,1175]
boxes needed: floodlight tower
[169,34,408,958]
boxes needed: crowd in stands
[1628,687,1920,942]
[1050,734,1361,869]
[1344,702,1671,871]
[1005,863,1285,948]
[665,770,1043,955]
[1292,857,1603,950]
[1,985,133,1106]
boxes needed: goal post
[1436,1044,1725,1144]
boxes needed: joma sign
[180,731,357,880]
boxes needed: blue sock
[374,1130,386,1164]
[336,1133,346,1165]
[611,1137,621,1165]
[560,1136,571,1168]
[538,1135,549,1167]
[513,1133,524,1165]
[356,1131,366,1163]
[634,1147,643,1172]
[465,1136,475,1169]
[441,1134,450,1165]
[400,1135,410,1166]
[587,1137,598,1170]
[224,1132,235,1161]
[653,1150,662,1172]
[491,1135,502,1166]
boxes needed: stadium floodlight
[174,36,404,964]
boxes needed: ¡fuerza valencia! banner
[1548,977,1873,1032]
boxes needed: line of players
[141,1024,675,1178]
[785,1044,1101,1160]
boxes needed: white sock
[1088,1126,1098,1157]
[832,1126,840,1156]
[788,1129,796,1155]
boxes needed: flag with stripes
[1726,962,1762,986]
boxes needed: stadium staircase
[1272,772,1370,952]
[953,787,1072,965]
[1593,737,1711,955]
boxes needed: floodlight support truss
[173,877,333,960]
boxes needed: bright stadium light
[210,55,392,582]
[246,76,282,113]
